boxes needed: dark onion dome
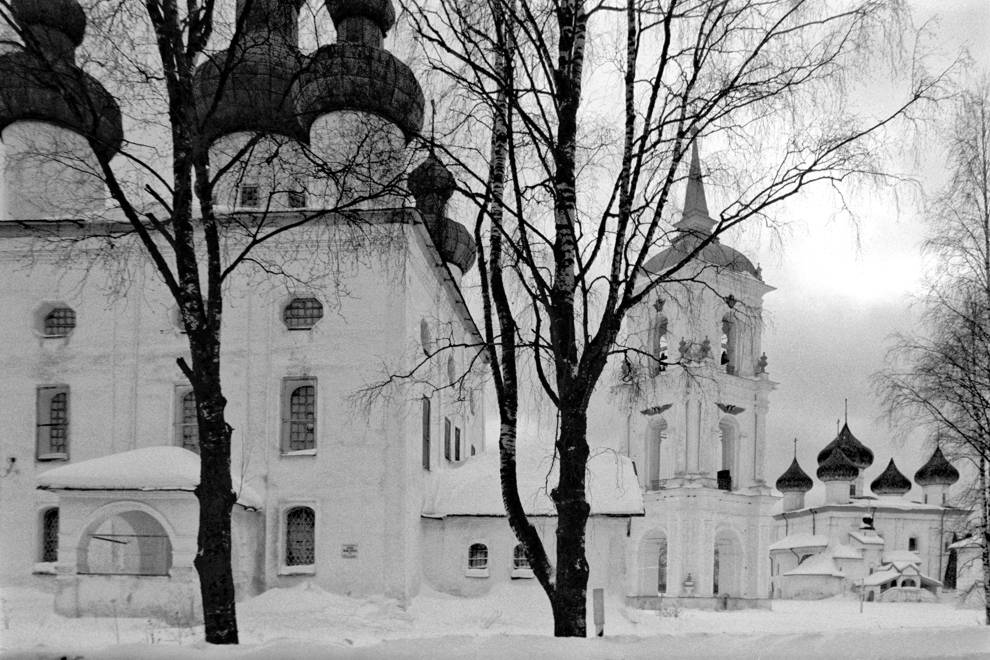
[775,457,813,493]
[408,154,476,274]
[194,0,307,145]
[914,446,960,487]
[0,0,123,159]
[296,0,424,140]
[816,445,859,482]
[817,422,874,470]
[870,458,911,496]
[643,233,760,279]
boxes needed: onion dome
[296,0,425,140]
[643,144,760,279]
[817,422,873,470]
[194,0,307,144]
[914,446,960,487]
[816,446,858,482]
[775,457,813,493]
[870,458,911,496]
[0,0,123,159]
[408,154,476,274]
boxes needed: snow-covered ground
[2,581,987,658]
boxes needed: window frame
[282,297,325,331]
[42,306,76,338]
[280,504,317,574]
[466,541,490,578]
[39,507,59,565]
[281,377,318,455]
[287,189,307,209]
[175,387,200,454]
[238,183,260,209]
[36,385,70,461]
[444,417,452,461]
[422,397,432,471]
[454,427,462,462]
[511,543,533,579]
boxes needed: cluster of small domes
[775,421,959,497]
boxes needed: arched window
[281,379,317,453]
[647,419,668,490]
[37,386,69,460]
[177,390,199,453]
[41,508,58,563]
[638,530,670,595]
[43,307,76,337]
[285,507,315,567]
[651,315,669,376]
[468,543,488,570]
[283,297,324,330]
[720,314,736,374]
[513,543,530,570]
[717,419,735,490]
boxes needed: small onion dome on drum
[914,446,960,487]
[408,154,476,274]
[0,0,123,159]
[194,0,307,145]
[296,0,424,140]
[817,422,874,470]
[816,446,858,482]
[870,458,911,496]
[775,457,813,493]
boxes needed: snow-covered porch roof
[422,450,644,518]
[36,446,262,510]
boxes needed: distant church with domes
[770,423,966,601]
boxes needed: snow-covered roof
[862,567,901,586]
[36,446,262,509]
[769,534,828,552]
[830,543,862,560]
[784,553,844,577]
[882,550,921,566]
[848,531,885,546]
[422,450,644,517]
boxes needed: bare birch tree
[876,81,990,624]
[409,0,941,636]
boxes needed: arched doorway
[638,530,670,595]
[77,509,172,576]
[713,529,742,596]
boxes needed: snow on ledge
[769,533,828,552]
[423,449,644,517]
[36,446,262,510]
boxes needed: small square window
[239,184,260,208]
[36,385,69,460]
[288,190,307,209]
[283,297,324,330]
[43,307,76,337]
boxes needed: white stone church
[0,0,969,623]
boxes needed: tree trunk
[551,406,591,637]
[980,456,989,626]
[189,350,239,644]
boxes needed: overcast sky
[752,0,990,500]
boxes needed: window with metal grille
[288,190,307,209]
[239,184,259,208]
[37,386,69,460]
[422,397,431,470]
[444,418,452,461]
[41,508,58,562]
[43,307,76,337]
[283,297,324,330]
[455,427,462,461]
[513,544,529,570]
[285,507,315,566]
[282,380,316,452]
[468,543,488,570]
[177,390,199,454]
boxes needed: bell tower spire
[675,140,715,236]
